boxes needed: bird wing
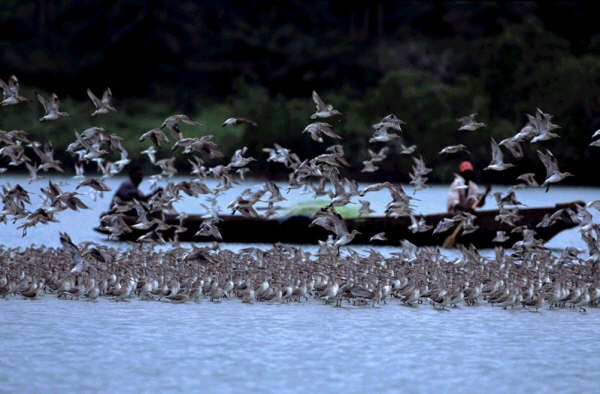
[370,128,385,139]
[413,156,432,175]
[457,113,476,124]
[503,139,523,159]
[360,181,389,196]
[179,115,198,126]
[25,162,39,177]
[331,214,348,237]
[31,144,48,162]
[75,179,89,190]
[48,94,60,112]
[132,200,148,221]
[60,233,84,270]
[536,150,555,179]
[312,90,327,111]
[70,254,84,273]
[140,128,168,146]
[8,76,19,95]
[516,173,537,186]
[0,78,8,95]
[87,88,101,108]
[236,117,257,127]
[490,138,503,163]
[409,215,418,228]
[37,93,48,112]
[139,129,154,142]
[69,195,89,210]
[370,232,386,241]
[319,124,341,139]
[101,88,112,105]
[464,113,477,122]
[546,150,560,174]
[377,146,389,158]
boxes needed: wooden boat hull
[95,201,582,248]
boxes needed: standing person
[447,161,489,213]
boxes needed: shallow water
[1,297,599,393]
[1,176,600,393]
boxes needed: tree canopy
[1,1,599,184]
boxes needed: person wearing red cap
[447,161,488,213]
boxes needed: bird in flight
[222,117,258,127]
[311,90,341,119]
[87,88,117,116]
[457,113,486,131]
[37,93,70,121]
[0,75,28,106]
[485,138,514,171]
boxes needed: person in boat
[109,163,162,211]
[447,161,489,214]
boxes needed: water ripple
[1,298,599,393]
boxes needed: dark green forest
[1,1,599,184]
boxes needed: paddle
[442,184,491,248]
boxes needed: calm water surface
[1,176,599,393]
[1,298,599,393]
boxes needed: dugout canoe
[94,201,583,248]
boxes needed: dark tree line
[1,1,599,184]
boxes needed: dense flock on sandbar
[1,74,600,311]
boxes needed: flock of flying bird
[1,74,600,311]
